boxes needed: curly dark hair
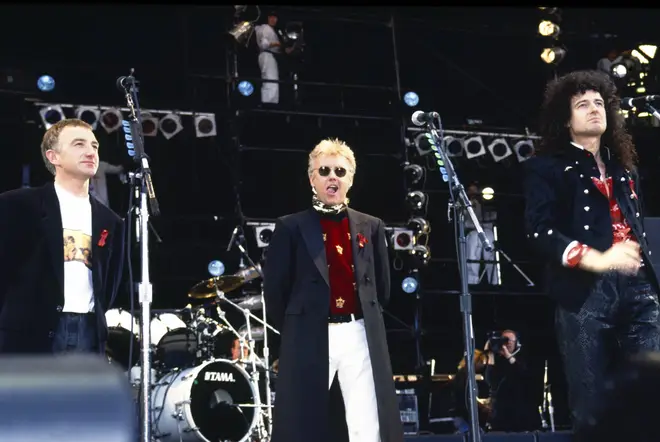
[537,70,637,171]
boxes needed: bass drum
[152,359,260,442]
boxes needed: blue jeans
[555,267,660,436]
[52,313,99,354]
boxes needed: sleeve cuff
[561,240,580,267]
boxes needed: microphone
[620,95,660,110]
[227,226,240,252]
[411,110,439,126]
[116,76,135,91]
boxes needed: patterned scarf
[312,194,348,215]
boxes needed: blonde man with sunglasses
[264,139,403,442]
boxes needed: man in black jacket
[0,119,124,355]
[263,138,403,442]
[523,70,659,437]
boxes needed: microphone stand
[644,102,660,123]
[424,116,490,442]
[118,69,161,442]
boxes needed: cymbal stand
[215,289,268,441]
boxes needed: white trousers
[328,318,380,442]
[466,228,498,285]
[258,52,279,104]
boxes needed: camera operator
[484,330,538,432]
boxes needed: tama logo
[204,372,236,382]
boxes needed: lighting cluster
[611,44,657,95]
[33,102,217,139]
[407,127,541,165]
[538,7,566,66]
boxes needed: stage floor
[405,431,573,441]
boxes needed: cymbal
[188,276,244,300]
[236,294,263,311]
[239,325,265,341]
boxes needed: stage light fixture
[541,47,566,65]
[407,217,431,236]
[410,244,431,267]
[482,187,495,201]
[401,275,419,294]
[75,106,101,130]
[99,108,123,133]
[404,91,419,107]
[141,113,159,137]
[159,113,183,140]
[238,80,254,97]
[406,190,427,212]
[444,136,464,157]
[228,21,255,46]
[514,139,535,162]
[538,20,560,39]
[487,138,512,162]
[390,228,415,251]
[194,113,217,138]
[207,260,225,277]
[39,105,64,129]
[37,75,55,92]
[413,132,433,156]
[464,136,486,159]
[254,224,276,248]
[403,163,424,186]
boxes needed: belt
[328,313,363,324]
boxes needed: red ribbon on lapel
[357,233,368,249]
[98,229,109,247]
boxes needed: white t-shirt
[55,183,95,313]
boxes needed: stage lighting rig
[389,228,415,251]
[406,190,428,213]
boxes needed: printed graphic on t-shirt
[63,229,92,269]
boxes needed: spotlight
[403,91,419,107]
[141,113,159,137]
[390,228,414,251]
[410,244,431,266]
[482,187,494,201]
[403,163,424,186]
[514,139,535,162]
[254,224,276,248]
[37,75,55,92]
[406,190,427,212]
[401,276,419,294]
[75,106,101,130]
[159,113,183,140]
[487,138,512,162]
[413,132,433,156]
[444,136,464,157]
[238,80,254,97]
[207,260,225,277]
[464,136,486,159]
[228,21,255,46]
[611,54,639,79]
[99,108,123,133]
[538,20,560,38]
[194,113,217,138]
[541,47,566,65]
[407,217,431,236]
[39,105,65,129]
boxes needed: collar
[570,141,611,161]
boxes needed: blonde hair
[41,119,94,176]
[307,138,357,177]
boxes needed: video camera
[487,331,510,353]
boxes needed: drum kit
[105,263,279,442]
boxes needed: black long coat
[523,145,659,311]
[0,182,125,353]
[263,208,404,442]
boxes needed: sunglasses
[317,166,348,178]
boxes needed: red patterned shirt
[591,176,637,244]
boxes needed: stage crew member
[0,119,125,355]
[264,138,403,442]
[523,70,660,437]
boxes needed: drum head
[105,309,140,370]
[190,360,257,442]
[155,329,198,370]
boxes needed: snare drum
[105,308,140,370]
[152,359,260,442]
[151,313,198,370]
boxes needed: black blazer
[523,144,658,311]
[0,182,125,353]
